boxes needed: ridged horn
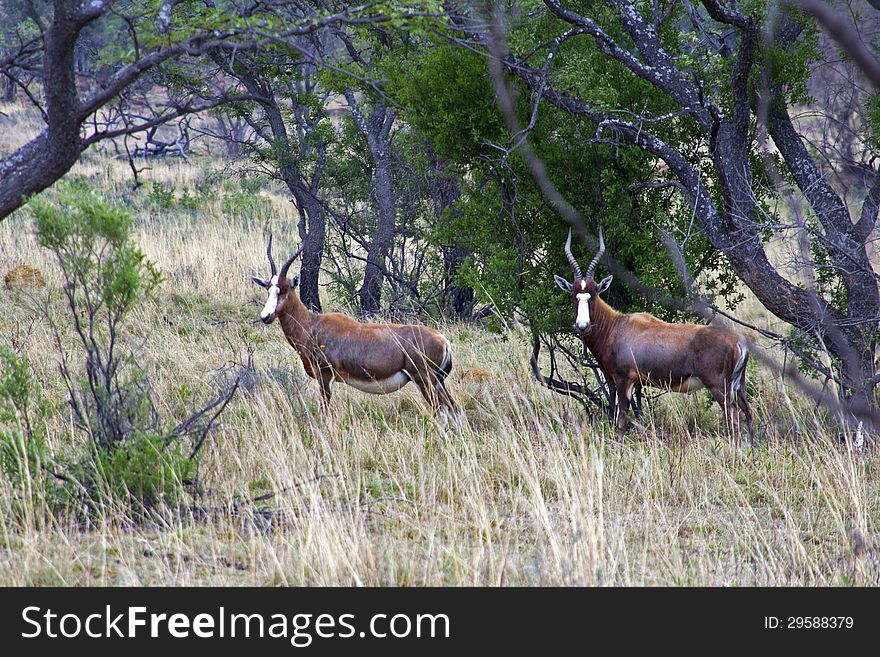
[584,227,605,281]
[267,233,277,277]
[278,243,305,280]
[564,228,583,281]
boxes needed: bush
[148,182,176,209]
[84,432,197,511]
[239,174,268,194]
[0,347,50,522]
[221,189,269,223]
[179,187,201,211]
[20,181,237,520]
[33,181,162,449]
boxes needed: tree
[383,22,728,408]
[0,0,415,223]
[438,1,879,410]
[208,38,333,312]
[343,90,400,315]
[317,21,405,316]
[317,18,456,317]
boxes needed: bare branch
[792,0,880,88]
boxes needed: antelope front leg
[316,369,340,441]
[615,379,633,436]
[318,369,333,412]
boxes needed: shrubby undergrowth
[0,182,237,522]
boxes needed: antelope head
[251,234,304,324]
[554,227,612,335]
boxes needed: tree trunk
[428,151,474,319]
[359,143,397,314]
[2,75,14,102]
[443,247,474,319]
[296,194,326,312]
[210,52,327,312]
[0,3,85,219]
[344,92,398,316]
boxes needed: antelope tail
[437,338,454,382]
[730,343,749,399]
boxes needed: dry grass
[0,109,878,586]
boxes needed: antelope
[251,236,458,420]
[554,229,753,438]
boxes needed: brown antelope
[251,236,458,420]
[554,229,753,437]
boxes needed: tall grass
[0,110,877,586]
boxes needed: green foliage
[0,347,33,425]
[148,182,178,209]
[759,20,819,107]
[22,181,229,519]
[387,32,726,334]
[144,167,268,225]
[382,44,506,163]
[866,93,880,150]
[221,188,270,223]
[179,187,201,211]
[238,174,269,195]
[0,348,48,496]
[324,114,373,202]
[84,432,197,512]
[33,180,162,322]
[0,3,42,48]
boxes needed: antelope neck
[278,294,317,347]
[583,297,620,356]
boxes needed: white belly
[680,376,704,393]
[345,371,411,394]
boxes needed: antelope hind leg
[708,386,739,442]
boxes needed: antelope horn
[584,227,605,281]
[564,228,583,281]
[267,233,277,276]
[278,243,305,279]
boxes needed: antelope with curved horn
[251,236,458,420]
[554,228,753,438]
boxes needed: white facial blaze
[260,275,280,320]
[575,292,591,330]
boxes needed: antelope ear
[289,274,300,289]
[250,275,270,288]
[554,275,572,293]
[597,275,613,295]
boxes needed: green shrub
[239,174,268,194]
[179,187,201,211]
[0,347,50,522]
[221,189,268,222]
[24,181,237,520]
[148,182,176,209]
[87,432,196,512]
